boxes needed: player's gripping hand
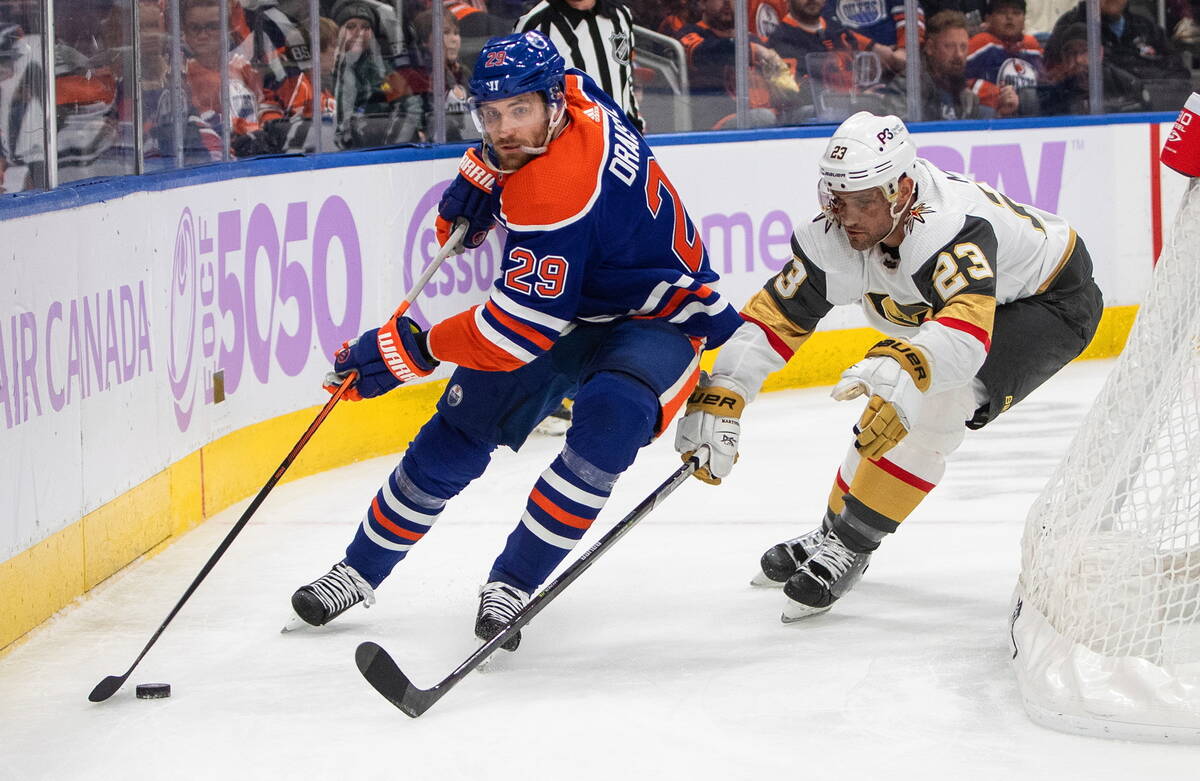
[831,338,931,460]
[323,316,440,401]
[675,377,746,485]
[436,146,503,253]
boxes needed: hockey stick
[88,224,467,703]
[356,448,708,717]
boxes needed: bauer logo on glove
[675,380,746,485]
[832,338,930,460]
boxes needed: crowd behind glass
[1,0,1196,193]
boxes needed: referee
[514,0,643,130]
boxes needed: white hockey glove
[831,338,931,460]
[675,379,745,485]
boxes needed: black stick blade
[355,642,437,718]
[89,675,126,703]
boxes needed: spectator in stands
[822,0,923,48]
[675,0,783,129]
[1130,0,1200,62]
[0,15,48,192]
[0,21,25,191]
[319,16,339,88]
[869,9,1015,119]
[176,0,277,159]
[1048,0,1191,97]
[764,0,903,122]
[966,0,1042,115]
[920,0,988,35]
[411,8,475,141]
[330,0,413,146]
[53,0,128,182]
[769,0,906,77]
[647,0,698,35]
[231,0,313,121]
[1040,20,1151,114]
[515,0,643,129]
[446,0,512,66]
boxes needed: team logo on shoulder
[908,202,935,224]
[866,293,931,328]
[610,30,631,65]
[447,383,464,406]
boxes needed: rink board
[0,117,1182,651]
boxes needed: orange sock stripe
[370,497,424,541]
[530,488,595,529]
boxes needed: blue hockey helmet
[468,30,566,119]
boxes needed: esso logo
[401,180,502,329]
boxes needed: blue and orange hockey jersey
[426,70,742,372]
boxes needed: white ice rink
[3,358,1198,779]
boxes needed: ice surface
[3,359,1198,778]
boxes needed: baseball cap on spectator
[332,0,379,29]
[986,0,1025,14]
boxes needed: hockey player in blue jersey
[290,30,743,650]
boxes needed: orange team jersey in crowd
[676,21,780,118]
[183,54,273,135]
[446,0,483,20]
[750,0,790,40]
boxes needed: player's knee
[567,371,658,474]
[906,385,973,455]
[404,414,495,498]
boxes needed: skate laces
[792,527,826,557]
[479,581,529,623]
[809,532,858,583]
[309,562,376,612]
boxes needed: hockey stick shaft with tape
[356,448,709,717]
[89,224,468,703]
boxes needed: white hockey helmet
[818,112,916,205]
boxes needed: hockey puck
[135,683,171,699]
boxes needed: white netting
[1010,177,1200,742]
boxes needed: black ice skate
[289,561,376,628]
[475,581,530,652]
[751,523,829,587]
[781,530,871,622]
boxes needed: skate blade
[280,613,313,633]
[780,600,831,623]
[750,570,786,588]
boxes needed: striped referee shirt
[515,0,641,127]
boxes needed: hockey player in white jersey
[676,112,1103,621]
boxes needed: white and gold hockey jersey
[714,157,1080,400]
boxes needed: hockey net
[1010,177,1200,742]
